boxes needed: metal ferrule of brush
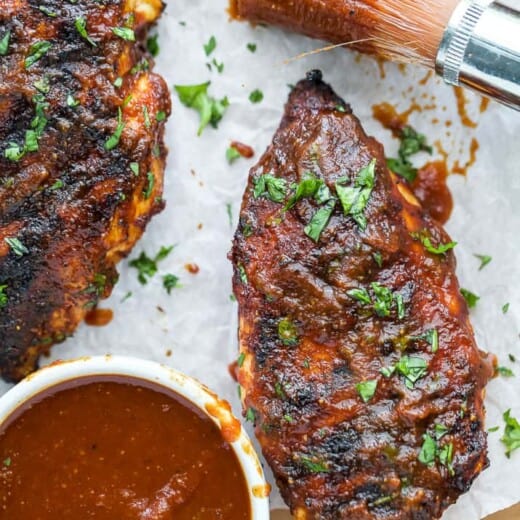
[436,0,520,110]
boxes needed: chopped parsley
[460,288,479,309]
[5,237,29,257]
[50,179,63,190]
[411,230,457,256]
[335,159,376,230]
[130,162,139,176]
[39,5,56,16]
[419,433,454,474]
[503,303,510,314]
[143,172,154,199]
[347,287,371,305]
[249,89,263,104]
[347,283,406,319]
[237,352,246,368]
[497,366,514,377]
[129,245,174,284]
[113,77,123,88]
[0,30,11,56]
[2,457,11,467]
[393,355,428,389]
[304,198,335,242]
[146,34,160,57]
[488,426,500,433]
[356,379,378,402]
[386,126,432,182]
[156,110,166,122]
[105,108,125,150]
[226,202,233,227]
[211,58,224,73]
[226,146,241,164]
[25,40,52,68]
[0,285,7,308]
[434,423,449,440]
[162,274,180,294]
[284,173,327,210]
[245,407,256,423]
[299,454,329,473]
[66,94,80,107]
[501,409,520,458]
[246,42,257,53]
[112,27,135,41]
[75,17,96,46]
[373,251,383,267]
[237,263,248,284]
[203,35,216,56]
[278,318,298,346]
[143,105,151,128]
[174,82,229,136]
[474,254,492,270]
[34,76,50,94]
[253,174,287,203]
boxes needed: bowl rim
[0,355,270,519]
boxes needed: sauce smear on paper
[0,377,251,519]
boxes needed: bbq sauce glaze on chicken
[0,0,170,381]
[231,71,494,519]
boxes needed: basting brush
[230,0,520,110]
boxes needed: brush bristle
[230,0,458,66]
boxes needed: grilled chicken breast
[0,0,170,381]
[231,71,494,519]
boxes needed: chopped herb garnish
[285,173,325,210]
[25,40,52,68]
[2,457,11,467]
[488,426,500,433]
[129,245,174,284]
[156,110,166,122]
[246,42,257,53]
[509,354,516,363]
[418,434,437,466]
[502,409,520,458]
[66,94,80,107]
[300,454,329,473]
[237,263,248,284]
[278,318,298,346]
[460,288,479,309]
[356,379,378,402]
[502,303,510,314]
[0,30,11,56]
[34,77,50,94]
[121,291,132,302]
[75,17,96,46]
[226,146,241,164]
[335,159,376,230]
[395,355,428,389]
[253,174,287,203]
[143,105,151,128]
[143,172,154,199]
[347,287,371,305]
[229,294,237,302]
[50,179,63,190]
[130,162,139,176]
[335,104,346,112]
[373,251,383,267]
[203,35,216,56]
[304,198,336,242]
[174,82,229,136]
[112,27,135,41]
[434,423,449,440]
[0,285,8,308]
[386,125,432,182]
[39,5,56,16]
[249,89,263,104]
[438,442,454,475]
[245,407,256,423]
[474,254,492,270]
[113,77,123,88]
[211,58,224,73]
[411,230,457,256]
[371,282,394,317]
[5,237,29,257]
[237,352,246,368]
[380,365,396,378]
[5,143,24,161]
[226,202,233,227]
[162,274,180,294]
[105,108,125,150]
[497,366,514,377]
[146,34,159,57]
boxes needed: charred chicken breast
[231,71,494,519]
[0,0,170,381]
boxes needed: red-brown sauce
[230,141,255,159]
[453,138,479,175]
[371,101,422,137]
[184,263,200,274]
[453,86,478,128]
[411,161,453,224]
[84,308,113,326]
[0,377,251,519]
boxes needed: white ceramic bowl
[0,355,270,519]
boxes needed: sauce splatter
[479,96,490,113]
[205,399,242,443]
[453,138,479,175]
[371,101,421,136]
[229,360,239,382]
[184,263,200,274]
[419,70,433,85]
[411,161,453,224]
[252,483,272,498]
[230,141,255,159]
[453,86,478,128]
[84,308,113,326]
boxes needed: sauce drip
[371,101,421,136]
[411,161,453,224]
[453,138,479,175]
[0,377,251,519]
[184,263,200,274]
[230,141,255,159]
[84,308,113,326]
[453,87,478,128]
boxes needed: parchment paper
[1,1,519,517]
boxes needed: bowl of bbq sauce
[0,356,270,519]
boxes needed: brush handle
[436,0,520,110]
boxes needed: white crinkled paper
[1,0,519,517]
